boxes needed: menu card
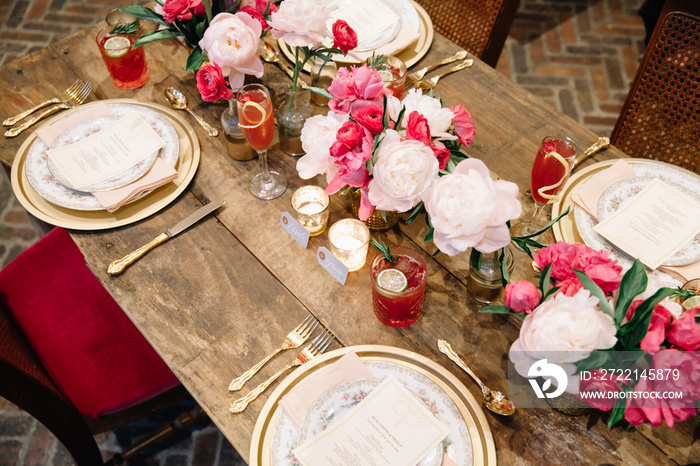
[329,0,400,45]
[47,113,165,191]
[593,179,700,269]
[293,377,449,466]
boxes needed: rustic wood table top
[1,21,697,465]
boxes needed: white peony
[367,130,439,212]
[268,0,331,49]
[297,112,348,179]
[510,289,618,394]
[421,159,521,255]
[400,89,455,138]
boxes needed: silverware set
[406,50,473,91]
[4,79,93,138]
[229,317,334,413]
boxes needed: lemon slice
[103,36,131,57]
[238,101,267,129]
[377,268,408,292]
[682,295,700,311]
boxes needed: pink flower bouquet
[485,241,700,429]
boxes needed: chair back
[415,0,520,67]
[611,0,700,173]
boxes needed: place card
[329,0,400,45]
[594,179,700,269]
[47,113,165,190]
[281,212,311,248]
[317,246,349,285]
[293,376,449,466]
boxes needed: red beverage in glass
[530,136,577,204]
[370,247,428,327]
[96,27,149,89]
[237,89,275,151]
[378,56,407,98]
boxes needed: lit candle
[291,186,330,236]
[329,219,370,272]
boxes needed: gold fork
[228,315,318,391]
[5,81,93,138]
[229,328,334,413]
[408,59,475,91]
[3,80,85,126]
[406,50,468,84]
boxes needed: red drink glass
[370,247,428,327]
[96,27,149,89]
[378,56,407,98]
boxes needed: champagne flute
[510,135,577,238]
[237,84,287,200]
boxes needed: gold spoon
[437,340,515,416]
[571,136,610,170]
[163,87,218,137]
[261,42,306,88]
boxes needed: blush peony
[268,0,331,49]
[297,112,348,179]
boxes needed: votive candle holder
[290,186,330,236]
[328,219,370,271]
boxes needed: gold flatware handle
[4,103,69,138]
[229,347,283,391]
[230,359,302,413]
[107,233,169,275]
[3,97,61,126]
[408,50,468,82]
[187,109,219,137]
[440,59,475,77]
[437,340,486,391]
[572,136,610,170]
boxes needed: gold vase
[350,190,400,231]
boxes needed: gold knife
[107,200,226,275]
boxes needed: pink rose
[504,281,541,313]
[667,307,700,351]
[195,63,233,102]
[450,105,475,148]
[198,12,263,89]
[238,6,269,31]
[430,140,451,170]
[405,111,431,146]
[332,20,358,55]
[578,369,621,411]
[328,66,388,114]
[556,277,583,297]
[162,0,204,23]
[353,104,384,134]
[336,122,363,148]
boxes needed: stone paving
[0,0,647,463]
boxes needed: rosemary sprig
[371,236,396,263]
[365,53,387,71]
[669,286,697,301]
[110,21,141,37]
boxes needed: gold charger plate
[278,0,434,70]
[10,99,200,230]
[250,345,496,466]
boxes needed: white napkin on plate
[349,29,421,62]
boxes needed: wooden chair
[0,227,198,465]
[610,0,700,174]
[415,0,521,67]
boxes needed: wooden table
[1,21,698,465]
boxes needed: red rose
[238,6,269,30]
[405,111,431,146]
[162,0,203,23]
[336,122,363,148]
[578,369,621,411]
[196,63,233,102]
[332,20,358,56]
[667,307,700,351]
[353,104,384,133]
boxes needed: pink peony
[328,66,388,115]
[240,0,277,13]
[354,104,385,134]
[504,280,541,313]
[162,0,204,23]
[578,369,621,411]
[450,105,475,147]
[336,121,363,148]
[405,111,431,146]
[332,20,357,55]
[268,0,330,48]
[534,242,622,293]
[556,277,583,297]
[198,12,263,89]
[625,301,675,353]
[667,307,700,351]
[325,129,374,197]
[430,140,451,170]
[195,63,233,102]
[238,6,268,31]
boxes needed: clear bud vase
[309,56,337,106]
[276,86,313,156]
[467,247,514,304]
[221,98,256,161]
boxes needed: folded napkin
[568,159,636,220]
[349,29,421,62]
[36,102,177,212]
[660,261,700,284]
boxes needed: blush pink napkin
[279,351,458,466]
[36,102,177,212]
[349,29,421,62]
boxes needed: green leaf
[382,94,389,129]
[119,6,168,26]
[405,203,423,224]
[511,206,571,241]
[541,286,561,301]
[614,260,647,327]
[538,263,552,298]
[617,288,674,349]
[574,268,613,317]
[480,305,513,314]
[499,248,510,287]
[306,86,333,100]
[133,29,181,48]
[395,107,406,127]
[424,228,434,243]
[606,393,628,428]
[470,248,482,271]
[575,350,611,373]
[202,0,212,23]
[185,47,205,72]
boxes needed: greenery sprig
[110,20,141,38]
[371,236,396,263]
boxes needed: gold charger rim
[249,344,496,466]
[10,99,200,231]
[277,0,434,70]
[551,158,700,244]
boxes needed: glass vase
[467,247,514,304]
[309,56,337,106]
[221,98,256,161]
[276,86,313,156]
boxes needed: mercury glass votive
[328,219,370,271]
[290,186,330,236]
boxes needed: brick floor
[0,0,647,463]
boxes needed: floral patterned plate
[25,103,179,211]
[297,378,442,465]
[269,361,472,465]
[574,163,700,267]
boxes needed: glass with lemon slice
[370,247,428,327]
[96,26,149,89]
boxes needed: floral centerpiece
[485,241,700,428]
[296,60,524,258]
